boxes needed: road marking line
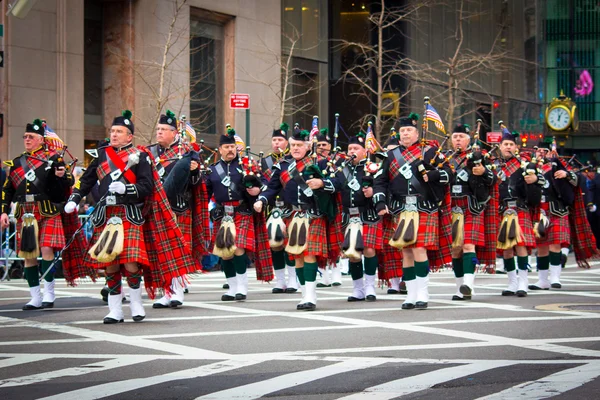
[337,361,515,399]
[0,356,154,387]
[194,358,388,400]
[475,361,600,400]
[37,359,262,400]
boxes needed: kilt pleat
[452,197,485,246]
[287,214,328,261]
[84,206,150,268]
[174,209,192,248]
[381,214,403,279]
[17,202,66,250]
[362,220,383,250]
[536,211,570,247]
[211,212,255,252]
[396,210,438,250]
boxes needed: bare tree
[406,0,525,133]
[109,0,214,143]
[237,23,322,127]
[334,0,436,141]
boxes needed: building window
[84,0,103,128]
[190,19,224,135]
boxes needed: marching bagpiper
[448,123,497,300]
[262,123,299,294]
[65,110,198,324]
[254,128,343,311]
[1,119,75,310]
[374,112,452,310]
[206,126,273,301]
[340,132,383,301]
[146,111,209,308]
[494,126,544,297]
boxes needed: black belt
[15,193,47,203]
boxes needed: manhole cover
[536,303,600,312]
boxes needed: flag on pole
[309,116,319,141]
[424,104,446,135]
[41,123,65,151]
[184,121,197,143]
[365,122,382,153]
[234,134,245,153]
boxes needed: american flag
[41,123,64,151]
[309,116,319,141]
[425,104,446,135]
[184,121,197,143]
[234,134,245,153]
[365,121,382,153]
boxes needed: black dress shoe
[415,301,428,309]
[452,295,466,301]
[332,282,342,287]
[41,302,54,309]
[100,286,109,300]
[387,289,399,294]
[103,317,124,324]
[284,288,298,293]
[528,284,549,290]
[347,296,365,302]
[221,294,235,301]
[303,302,316,311]
[184,288,189,294]
[272,287,285,294]
[132,315,145,322]
[235,293,246,301]
[516,290,527,297]
[401,302,415,310]
[170,300,183,308]
[502,290,515,296]
[551,283,562,289]
[296,303,306,310]
[22,304,42,311]
[366,295,376,302]
[459,285,472,297]
[153,302,170,309]
[222,283,229,289]
[317,283,331,288]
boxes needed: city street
[1,257,600,399]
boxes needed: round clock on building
[546,105,572,131]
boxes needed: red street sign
[230,93,250,109]
[487,131,502,144]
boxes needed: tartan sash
[11,154,46,188]
[97,146,138,183]
[500,156,521,178]
[280,156,314,187]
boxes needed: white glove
[64,201,77,214]
[108,181,126,194]
[590,205,597,213]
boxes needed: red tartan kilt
[84,206,150,268]
[174,209,192,247]
[16,202,66,250]
[537,213,570,247]
[452,197,485,246]
[497,208,536,249]
[362,221,383,250]
[211,212,255,252]
[396,210,438,250]
[381,214,403,278]
[288,214,328,260]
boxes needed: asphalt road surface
[1,256,600,399]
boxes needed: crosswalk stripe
[0,356,153,388]
[475,361,600,399]
[337,361,515,399]
[37,359,263,400]
[194,358,389,400]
